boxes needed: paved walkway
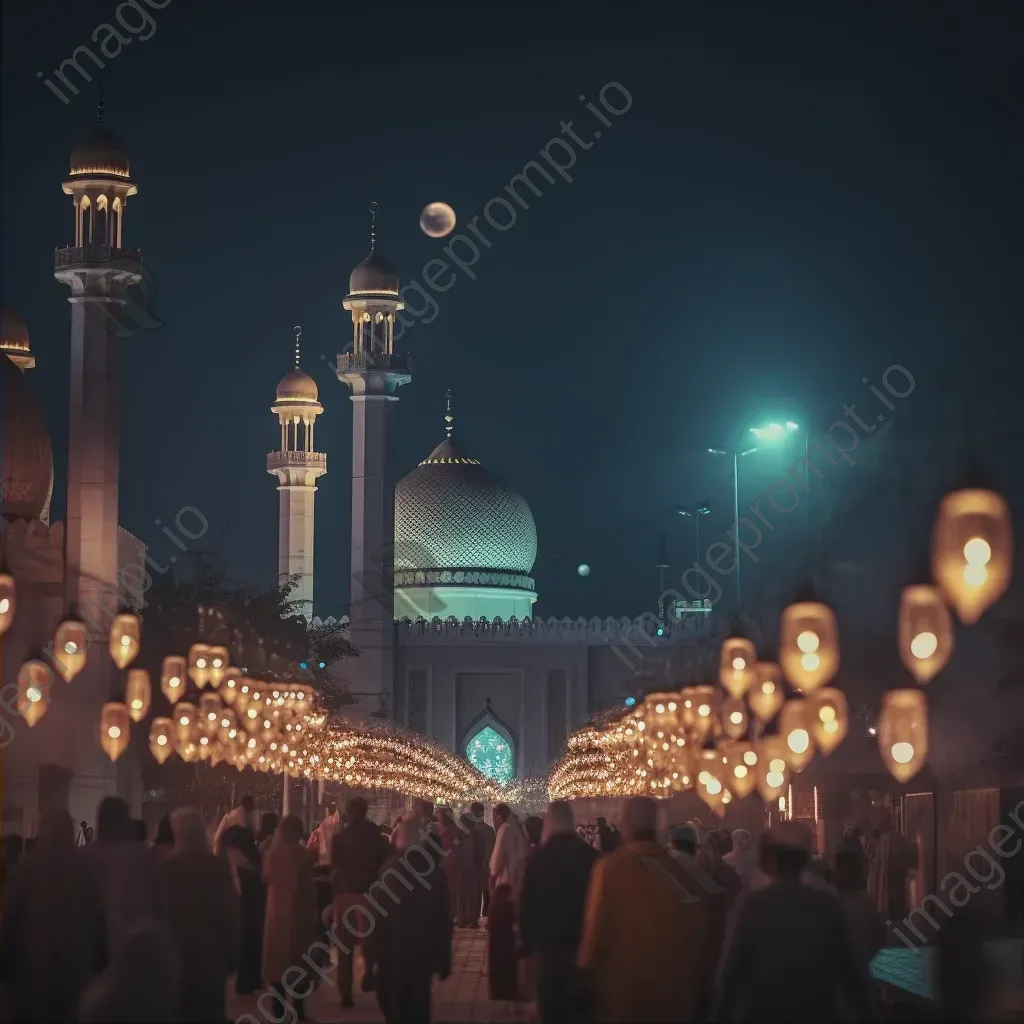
[228,926,536,1023]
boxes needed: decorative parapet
[394,569,535,591]
[266,450,327,471]
[336,351,412,375]
[312,611,718,645]
[54,245,141,270]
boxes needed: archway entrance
[466,725,515,784]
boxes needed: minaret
[267,327,326,621]
[53,101,141,815]
[337,204,411,716]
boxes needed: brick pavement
[228,925,536,1023]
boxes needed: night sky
[3,0,1023,647]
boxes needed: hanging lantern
[149,717,174,764]
[0,574,15,634]
[172,702,197,746]
[721,697,749,739]
[779,698,815,771]
[932,488,1012,624]
[242,696,263,733]
[719,739,758,799]
[109,613,141,670]
[188,643,211,688]
[879,689,928,782]
[207,646,230,688]
[640,693,686,783]
[756,735,791,803]
[160,655,187,703]
[125,669,151,723]
[779,602,839,692]
[221,668,243,705]
[748,662,784,723]
[16,660,51,727]
[898,585,954,683]
[100,702,131,761]
[199,693,222,737]
[217,707,239,745]
[695,748,728,814]
[719,637,757,698]
[234,681,252,718]
[681,685,719,743]
[52,618,89,682]
[810,687,849,755]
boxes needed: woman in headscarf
[262,814,318,1021]
[78,924,181,1023]
[723,828,760,889]
[220,824,266,995]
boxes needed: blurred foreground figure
[375,818,453,1023]
[461,802,495,920]
[578,797,711,1022]
[711,821,872,1022]
[159,807,240,1022]
[519,801,598,1023]
[0,810,103,1022]
[78,924,180,1023]
[723,828,759,889]
[220,824,265,994]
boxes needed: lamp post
[708,447,758,608]
[674,504,712,570]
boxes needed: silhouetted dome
[348,252,399,296]
[1,356,53,521]
[395,436,537,575]
[275,368,318,402]
[70,125,131,177]
[1,308,34,368]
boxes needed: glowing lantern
[748,662,785,722]
[217,707,239,744]
[878,689,928,782]
[898,585,953,683]
[16,660,51,727]
[172,702,197,746]
[756,735,791,803]
[125,669,151,723]
[721,697,749,739]
[719,637,757,698]
[695,748,728,815]
[199,693,222,737]
[720,739,757,799]
[100,702,131,761]
[0,574,15,634]
[681,685,719,742]
[109,613,141,670]
[932,488,1012,624]
[780,602,838,692]
[639,693,686,780]
[53,619,89,682]
[779,699,815,772]
[149,717,174,764]
[242,696,263,733]
[809,687,848,755]
[160,655,187,703]
[221,668,243,705]
[207,646,229,688]
[188,643,211,688]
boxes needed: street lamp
[707,447,758,607]
[674,504,712,569]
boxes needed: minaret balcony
[336,351,412,375]
[267,450,327,472]
[54,245,142,270]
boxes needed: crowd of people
[0,792,1007,1023]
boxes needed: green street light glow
[750,421,799,441]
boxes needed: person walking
[461,802,495,920]
[834,849,885,965]
[723,828,760,889]
[519,801,598,1024]
[263,815,318,1021]
[595,816,620,855]
[438,808,473,925]
[374,819,453,1023]
[711,821,873,1022]
[331,796,390,1007]
[256,812,279,854]
[220,824,266,995]
[489,803,527,905]
[213,794,257,854]
[159,807,241,1022]
[578,797,711,1023]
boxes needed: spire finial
[368,201,378,254]
[444,389,454,438]
[293,326,302,369]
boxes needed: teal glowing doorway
[466,725,515,784]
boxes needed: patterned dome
[2,356,53,521]
[395,436,537,575]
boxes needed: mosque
[1,114,713,834]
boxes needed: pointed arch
[462,704,516,784]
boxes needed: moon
[577,564,591,577]
[420,202,456,238]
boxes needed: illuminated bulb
[698,704,710,717]
[801,653,820,671]
[797,631,819,653]
[910,632,938,659]
[698,770,710,785]
[762,681,775,694]
[824,720,838,734]
[819,706,836,722]
[119,635,130,648]
[26,686,42,703]
[706,778,722,795]
[769,758,785,773]
[157,734,167,746]
[891,741,914,764]
[743,751,757,765]
[64,641,77,654]
[197,658,207,668]
[964,537,991,565]
[131,699,143,710]
[0,598,7,614]
[787,729,810,754]
[108,725,121,739]
[767,770,784,787]
[964,564,987,587]
[734,764,748,778]
[729,711,743,725]
[732,657,745,670]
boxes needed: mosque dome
[69,125,131,178]
[395,436,538,576]
[1,308,34,369]
[1,355,53,522]
[348,251,399,296]
[276,367,319,403]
